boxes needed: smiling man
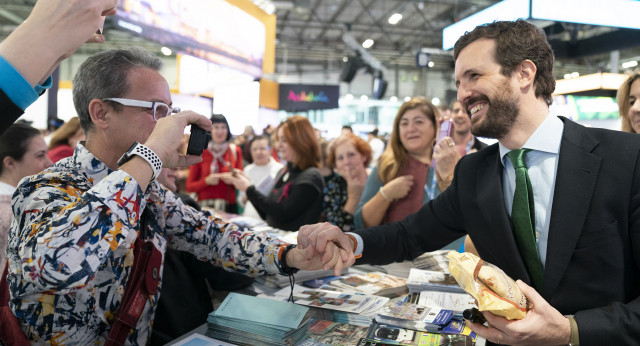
[5,47,347,345]
[298,20,640,345]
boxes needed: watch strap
[118,142,162,181]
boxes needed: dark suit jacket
[0,89,24,136]
[354,117,640,345]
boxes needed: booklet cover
[406,268,465,293]
[360,322,482,346]
[285,319,370,346]
[375,301,453,333]
[210,293,309,330]
[320,272,408,297]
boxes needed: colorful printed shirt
[7,144,290,345]
[322,172,355,232]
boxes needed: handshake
[288,223,358,276]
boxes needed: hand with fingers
[144,111,213,169]
[433,136,460,181]
[225,170,252,192]
[297,222,356,273]
[286,241,352,277]
[0,0,119,87]
[465,280,572,346]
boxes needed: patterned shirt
[7,144,290,345]
[322,172,355,232]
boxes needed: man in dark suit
[297,19,640,345]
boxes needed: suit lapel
[475,149,531,282]
[543,118,601,297]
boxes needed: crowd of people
[0,2,639,345]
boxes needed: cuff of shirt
[345,232,363,258]
[0,56,50,110]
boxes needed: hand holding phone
[186,125,211,156]
[435,119,452,144]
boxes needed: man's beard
[469,83,519,139]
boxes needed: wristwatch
[117,142,162,181]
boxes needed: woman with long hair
[354,97,457,228]
[0,123,52,274]
[323,133,372,232]
[186,114,243,213]
[47,117,85,163]
[617,70,640,134]
[228,116,324,231]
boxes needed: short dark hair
[453,19,555,105]
[248,135,269,149]
[210,113,232,142]
[0,123,42,175]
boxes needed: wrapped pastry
[447,251,530,320]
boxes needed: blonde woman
[354,97,458,228]
[617,70,640,133]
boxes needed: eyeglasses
[102,98,181,121]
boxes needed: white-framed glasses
[102,98,181,121]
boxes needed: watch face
[117,142,140,166]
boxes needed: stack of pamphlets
[406,268,465,293]
[374,301,453,333]
[206,293,311,346]
[283,319,370,346]
[256,268,349,288]
[307,306,374,327]
[358,322,484,346]
[319,271,408,297]
[411,250,452,272]
[262,285,389,314]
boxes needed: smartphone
[435,119,452,144]
[186,125,211,155]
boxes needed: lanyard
[464,137,475,154]
[423,166,438,201]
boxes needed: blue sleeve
[0,56,52,110]
[353,166,384,229]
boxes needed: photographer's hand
[0,0,118,86]
[145,111,213,168]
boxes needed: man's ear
[517,60,537,91]
[88,99,110,130]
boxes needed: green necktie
[507,149,543,289]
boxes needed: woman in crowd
[617,70,640,133]
[238,135,283,220]
[228,116,324,231]
[323,133,372,232]
[186,114,243,213]
[47,116,85,163]
[354,97,457,229]
[0,123,52,274]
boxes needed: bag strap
[105,208,162,346]
[1,265,8,308]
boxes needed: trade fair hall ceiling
[1,0,639,81]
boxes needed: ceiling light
[388,13,403,25]
[428,61,435,68]
[362,39,374,49]
[390,96,398,102]
[431,97,441,106]
[360,95,369,101]
[622,60,638,69]
[571,72,579,78]
[563,73,572,80]
[344,94,354,101]
[161,47,172,56]
[404,96,412,102]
